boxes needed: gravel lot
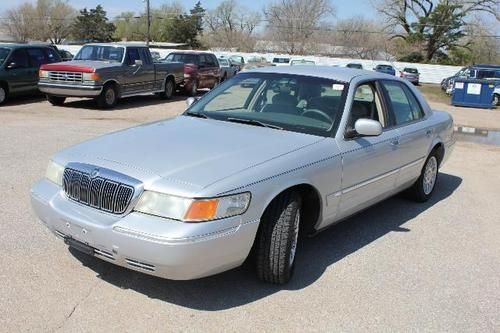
[1,95,499,332]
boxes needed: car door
[336,81,401,219]
[26,47,49,90]
[4,48,32,94]
[138,48,156,91]
[379,80,432,188]
[123,47,147,94]
[197,54,211,88]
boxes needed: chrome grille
[63,168,134,214]
[48,71,83,83]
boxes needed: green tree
[72,5,116,42]
[162,2,206,47]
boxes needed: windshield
[185,73,347,137]
[74,45,124,62]
[165,53,198,64]
[0,48,10,65]
[377,65,393,70]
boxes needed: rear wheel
[0,85,7,105]
[493,94,499,107]
[46,95,66,106]
[96,84,118,109]
[408,152,439,202]
[256,191,302,284]
[159,78,175,100]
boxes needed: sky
[0,0,373,20]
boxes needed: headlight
[134,191,251,222]
[46,160,64,186]
[39,70,48,78]
[82,72,100,81]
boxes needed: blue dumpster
[451,78,496,109]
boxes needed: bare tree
[264,0,335,54]
[2,0,75,43]
[203,0,261,51]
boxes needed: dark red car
[163,51,221,96]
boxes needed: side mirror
[186,97,197,108]
[354,119,383,137]
[6,62,17,69]
[134,59,143,66]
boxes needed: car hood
[40,60,120,72]
[56,116,324,196]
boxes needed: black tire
[493,94,499,107]
[46,95,66,106]
[159,78,175,100]
[96,84,118,109]
[221,74,227,82]
[256,191,302,284]
[0,85,8,105]
[407,152,439,202]
[187,81,198,97]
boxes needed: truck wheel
[96,84,118,109]
[47,95,66,106]
[160,78,174,100]
[256,191,302,284]
[493,94,499,107]
[188,81,198,97]
[0,85,7,105]
[407,152,439,202]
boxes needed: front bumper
[31,179,259,280]
[38,82,102,98]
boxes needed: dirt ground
[1,94,499,332]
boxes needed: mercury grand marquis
[31,66,455,284]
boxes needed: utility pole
[145,0,150,46]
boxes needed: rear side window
[139,48,152,65]
[45,48,60,63]
[126,48,141,65]
[381,81,424,126]
[166,53,198,64]
[27,48,48,67]
[8,49,30,68]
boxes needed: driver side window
[348,83,386,129]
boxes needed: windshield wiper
[226,117,283,130]
[184,111,210,119]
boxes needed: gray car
[38,43,184,108]
[31,66,455,284]
[217,58,238,82]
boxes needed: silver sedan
[31,66,455,284]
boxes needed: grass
[417,84,451,104]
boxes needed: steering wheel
[301,109,333,123]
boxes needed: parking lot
[1,94,500,332]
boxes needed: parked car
[290,59,315,66]
[373,64,396,76]
[441,64,500,94]
[272,57,291,66]
[164,51,221,96]
[229,55,245,67]
[242,56,275,71]
[346,63,363,69]
[150,51,161,62]
[400,67,420,85]
[493,85,500,106]
[31,66,455,284]
[38,43,184,108]
[58,49,73,62]
[0,43,61,105]
[218,58,238,81]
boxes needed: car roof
[85,43,147,48]
[168,50,215,55]
[247,65,394,83]
[0,43,54,49]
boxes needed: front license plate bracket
[64,237,94,256]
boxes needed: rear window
[377,65,393,70]
[166,53,198,64]
[218,59,229,66]
[0,48,9,65]
[404,68,418,74]
[273,58,290,64]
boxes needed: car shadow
[62,94,189,111]
[1,94,45,106]
[69,172,462,311]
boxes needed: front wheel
[159,78,174,100]
[256,191,302,284]
[96,84,118,109]
[47,95,66,106]
[493,94,499,107]
[407,152,439,202]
